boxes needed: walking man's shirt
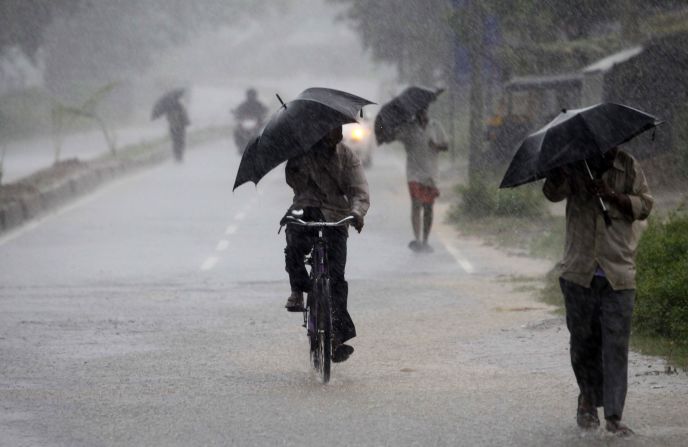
[544,150,653,289]
[396,115,447,252]
[397,119,446,188]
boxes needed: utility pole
[466,1,485,185]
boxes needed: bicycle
[285,214,354,383]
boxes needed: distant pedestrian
[396,108,448,252]
[543,147,653,437]
[151,88,190,163]
[165,100,190,162]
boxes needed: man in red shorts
[396,108,448,252]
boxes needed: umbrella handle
[276,94,287,110]
[584,160,612,227]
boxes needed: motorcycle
[233,116,261,154]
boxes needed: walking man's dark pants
[560,276,635,420]
[285,225,356,343]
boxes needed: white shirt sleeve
[428,119,448,146]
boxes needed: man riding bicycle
[282,126,369,363]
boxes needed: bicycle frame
[285,215,354,382]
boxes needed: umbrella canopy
[232,87,374,191]
[499,103,661,188]
[374,86,443,145]
[151,88,185,120]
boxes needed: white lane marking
[225,224,237,235]
[0,170,151,248]
[200,256,219,271]
[439,236,475,274]
[216,240,229,251]
[235,212,246,221]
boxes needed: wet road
[1,139,687,446]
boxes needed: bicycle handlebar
[285,215,355,227]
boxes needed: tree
[0,0,82,61]
[51,82,120,162]
[330,0,454,85]
[42,0,274,97]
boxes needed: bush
[456,179,497,218]
[455,179,546,219]
[495,184,547,217]
[634,213,688,342]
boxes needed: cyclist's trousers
[285,225,356,343]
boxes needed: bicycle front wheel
[312,277,332,383]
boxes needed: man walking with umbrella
[375,87,447,252]
[543,147,653,436]
[152,88,190,162]
[500,103,659,436]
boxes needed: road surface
[1,138,687,446]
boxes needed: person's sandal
[576,394,600,430]
[285,292,304,312]
[605,417,634,437]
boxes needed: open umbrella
[500,103,661,188]
[151,88,185,120]
[499,102,661,224]
[374,86,443,145]
[232,87,374,191]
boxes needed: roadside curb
[0,140,171,235]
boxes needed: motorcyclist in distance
[234,88,268,126]
[232,88,269,154]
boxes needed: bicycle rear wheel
[310,277,332,383]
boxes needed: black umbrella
[374,86,443,145]
[500,103,661,188]
[499,103,661,224]
[232,87,374,190]
[151,88,185,120]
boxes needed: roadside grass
[450,206,564,261]
[449,182,688,368]
[96,125,231,163]
[0,125,232,206]
[630,334,688,370]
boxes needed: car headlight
[351,126,365,141]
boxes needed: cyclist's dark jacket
[285,142,370,222]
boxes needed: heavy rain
[0,0,687,445]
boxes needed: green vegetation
[634,213,688,343]
[448,179,564,260]
[453,180,547,219]
[51,82,119,162]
